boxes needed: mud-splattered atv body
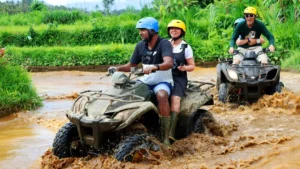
[52,71,216,162]
[216,49,283,103]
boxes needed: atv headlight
[227,69,238,80]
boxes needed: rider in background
[234,18,265,46]
[110,17,174,146]
[167,20,195,142]
[228,6,275,65]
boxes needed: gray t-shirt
[130,36,174,85]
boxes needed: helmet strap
[143,30,155,42]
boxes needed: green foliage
[0,0,299,67]
[281,50,300,70]
[43,10,88,24]
[0,20,140,47]
[139,4,156,18]
[91,11,103,18]
[30,0,47,11]
[4,45,135,66]
[103,0,115,15]
[0,60,42,117]
[0,1,30,14]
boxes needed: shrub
[0,60,42,117]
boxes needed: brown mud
[1,68,300,169]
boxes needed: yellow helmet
[167,20,186,33]
[244,6,257,15]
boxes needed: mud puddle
[1,68,300,169]
[0,115,54,169]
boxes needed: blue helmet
[234,18,245,28]
[136,17,159,33]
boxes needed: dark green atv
[52,70,217,162]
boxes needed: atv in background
[52,69,218,162]
[216,48,284,103]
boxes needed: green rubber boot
[160,116,171,146]
[169,112,178,142]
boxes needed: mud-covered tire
[193,109,216,134]
[114,133,158,162]
[274,82,284,93]
[218,83,228,103]
[266,82,284,95]
[216,77,220,91]
[52,122,85,158]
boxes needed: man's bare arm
[159,56,173,70]
[116,62,138,72]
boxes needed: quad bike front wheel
[265,82,284,95]
[114,133,159,162]
[218,83,228,103]
[274,82,284,93]
[52,122,86,158]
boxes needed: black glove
[108,67,116,75]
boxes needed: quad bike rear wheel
[114,133,159,162]
[52,122,86,158]
[193,109,216,134]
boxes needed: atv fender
[175,92,213,139]
[113,101,159,130]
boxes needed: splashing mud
[1,68,300,169]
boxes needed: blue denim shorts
[148,82,172,96]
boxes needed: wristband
[155,64,160,70]
[248,38,251,43]
[256,39,261,44]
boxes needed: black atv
[216,48,283,103]
[52,69,217,162]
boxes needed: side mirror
[108,67,116,75]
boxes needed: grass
[281,50,300,71]
[0,60,42,117]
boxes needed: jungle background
[0,0,299,115]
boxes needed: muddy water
[1,68,300,169]
[0,116,54,169]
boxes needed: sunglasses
[245,14,255,18]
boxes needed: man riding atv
[228,6,275,65]
[233,18,266,46]
[109,17,174,146]
[216,7,283,103]
[52,17,218,163]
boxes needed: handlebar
[233,48,270,56]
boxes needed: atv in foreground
[216,48,283,103]
[52,69,217,162]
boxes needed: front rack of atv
[227,64,275,68]
[78,90,145,103]
[218,58,233,63]
[186,81,215,92]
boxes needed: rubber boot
[169,112,178,142]
[160,116,171,146]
